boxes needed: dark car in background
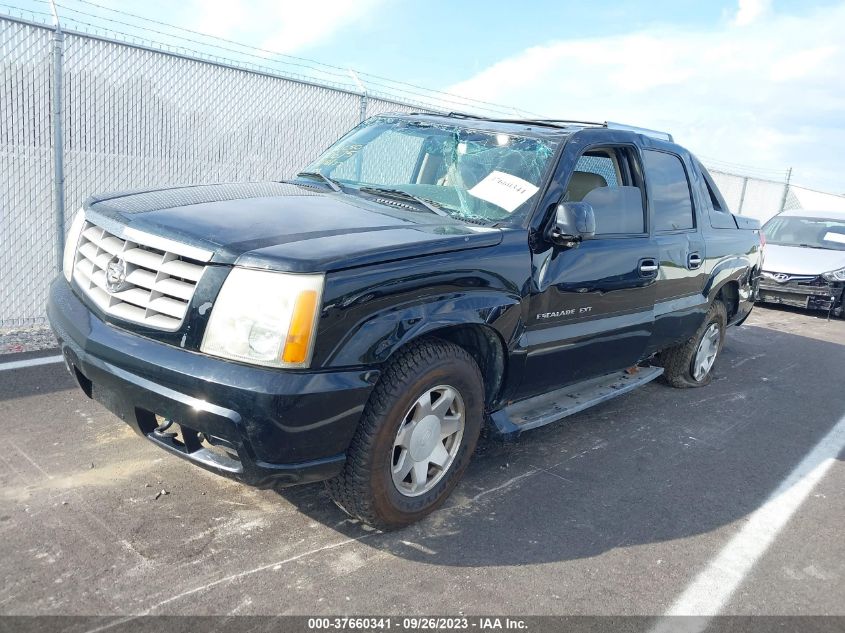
[758,209,845,318]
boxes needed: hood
[762,243,845,276]
[85,182,503,272]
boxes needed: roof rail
[604,121,673,142]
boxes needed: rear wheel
[659,300,727,388]
[326,338,484,530]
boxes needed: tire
[325,338,484,530]
[658,300,727,388]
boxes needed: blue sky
[290,1,738,88]
[6,0,845,193]
[305,1,766,87]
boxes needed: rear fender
[705,255,756,324]
[704,255,753,302]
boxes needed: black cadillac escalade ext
[48,113,763,529]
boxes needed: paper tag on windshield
[823,231,845,245]
[467,171,539,213]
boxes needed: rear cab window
[692,159,737,229]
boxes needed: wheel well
[422,325,507,409]
[717,281,740,321]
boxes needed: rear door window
[643,150,695,231]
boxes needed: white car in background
[759,209,845,318]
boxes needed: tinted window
[703,178,724,212]
[691,170,714,212]
[582,186,645,234]
[697,163,727,213]
[644,150,694,231]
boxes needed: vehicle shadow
[274,323,845,567]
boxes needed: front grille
[72,221,206,331]
[759,271,832,295]
[761,271,817,284]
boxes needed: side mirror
[548,202,596,246]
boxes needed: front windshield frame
[762,215,845,251]
[301,116,562,226]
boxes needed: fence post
[49,2,66,271]
[737,176,748,215]
[359,93,368,123]
[779,167,793,214]
[347,69,368,122]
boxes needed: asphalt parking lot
[1,305,843,619]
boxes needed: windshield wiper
[797,243,826,249]
[358,186,449,217]
[294,171,342,193]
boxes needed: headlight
[200,268,324,368]
[822,267,845,282]
[62,209,86,282]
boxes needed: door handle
[639,258,659,276]
[688,252,703,270]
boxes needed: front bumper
[758,275,844,313]
[47,277,377,488]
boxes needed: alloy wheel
[390,385,465,497]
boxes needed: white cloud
[445,3,845,192]
[188,0,384,54]
[733,0,772,26]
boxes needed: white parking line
[0,354,64,372]
[652,413,845,632]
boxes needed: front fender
[312,232,532,370]
[326,291,523,367]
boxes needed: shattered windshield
[303,116,558,223]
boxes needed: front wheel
[325,338,484,530]
[659,300,727,388]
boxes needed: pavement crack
[9,440,54,480]
[531,465,574,484]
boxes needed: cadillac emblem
[105,257,129,293]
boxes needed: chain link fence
[1,18,56,327]
[2,13,844,327]
[705,168,791,222]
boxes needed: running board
[489,366,664,439]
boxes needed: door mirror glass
[550,202,596,246]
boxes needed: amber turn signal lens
[282,290,319,364]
